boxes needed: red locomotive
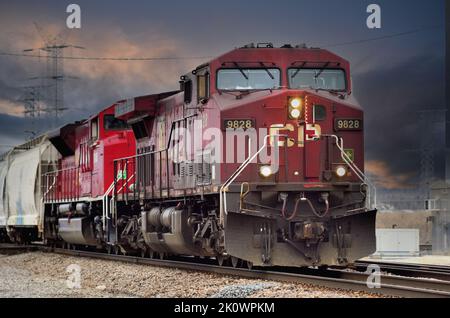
[1,43,376,268]
[42,104,136,246]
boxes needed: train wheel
[140,249,147,258]
[114,246,120,255]
[159,252,166,260]
[106,245,113,254]
[246,261,253,270]
[149,251,156,259]
[231,257,241,268]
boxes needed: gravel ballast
[0,251,384,298]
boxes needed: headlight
[259,165,273,178]
[290,108,301,119]
[288,97,303,119]
[290,98,302,109]
[335,166,347,178]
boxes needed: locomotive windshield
[217,68,280,91]
[104,115,129,131]
[288,68,346,91]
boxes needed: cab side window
[104,114,129,130]
[91,117,99,140]
[197,73,210,103]
[184,80,192,104]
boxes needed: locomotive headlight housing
[288,97,303,119]
[290,97,302,109]
[289,108,301,119]
[259,165,273,178]
[335,166,347,178]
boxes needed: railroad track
[2,244,450,298]
[0,243,38,254]
[355,260,450,282]
[42,247,450,298]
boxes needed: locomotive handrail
[42,166,78,176]
[42,166,81,202]
[219,134,285,227]
[103,173,136,231]
[322,134,377,210]
[112,113,197,200]
[102,181,116,231]
[43,175,57,200]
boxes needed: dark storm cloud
[0,114,47,145]
[354,54,445,184]
[0,79,21,100]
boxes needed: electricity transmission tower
[19,84,47,139]
[22,22,84,128]
[417,109,446,200]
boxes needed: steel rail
[2,244,450,297]
[0,244,38,255]
[325,268,450,293]
[40,247,450,298]
[355,260,450,282]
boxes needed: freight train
[0,43,377,268]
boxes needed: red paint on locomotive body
[210,48,361,185]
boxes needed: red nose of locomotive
[219,88,365,186]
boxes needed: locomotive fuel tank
[58,217,98,246]
[141,206,206,256]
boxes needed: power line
[0,52,212,61]
[0,24,444,62]
[320,25,443,48]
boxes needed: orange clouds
[0,99,25,117]
[66,29,193,93]
[0,19,213,121]
[365,160,413,190]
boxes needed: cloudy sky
[0,0,446,189]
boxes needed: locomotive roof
[206,44,349,69]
